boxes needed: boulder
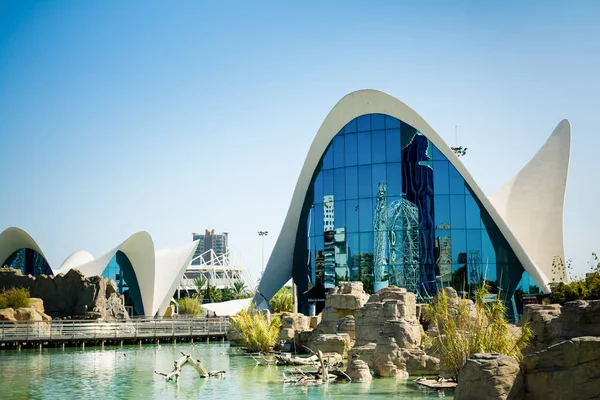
[278,327,295,341]
[14,307,44,321]
[308,333,351,358]
[349,343,377,367]
[326,281,369,310]
[280,312,309,332]
[559,300,600,339]
[518,304,562,353]
[401,349,440,375]
[346,357,373,382]
[0,308,16,321]
[372,336,406,377]
[521,336,600,400]
[29,298,45,314]
[454,353,521,400]
[337,315,356,342]
[308,315,321,330]
[381,318,421,349]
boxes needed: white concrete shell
[0,226,199,317]
[254,89,570,307]
[0,227,50,268]
[490,120,571,284]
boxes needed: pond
[0,343,453,399]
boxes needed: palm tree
[193,276,207,299]
[232,280,247,298]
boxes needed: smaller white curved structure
[0,227,199,317]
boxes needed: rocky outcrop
[518,304,562,353]
[353,285,440,375]
[14,307,51,321]
[346,357,373,382]
[316,282,369,335]
[455,353,522,400]
[559,300,600,339]
[0,268,129,320]
[0,307,16,321]
[309,333,351,358]
[521,336,600,400]
[337,315,356,342]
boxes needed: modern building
[191,230,229,264]
[0,227,198,317]
[254,89,571,318]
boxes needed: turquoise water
[0,344,453,399]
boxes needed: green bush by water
[0,287,31,309]
[177,297,203,316]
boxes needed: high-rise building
[191,230,229,264]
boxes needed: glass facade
[293,114,539,317]
[4,248,53,277]
[101,251,143,316]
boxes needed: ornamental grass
[230,305,281,353]
[426,286,532,378]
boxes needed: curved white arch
[59,250,95,272]
[0,227,50,269]
[255,89,563,306]
[490,120,571,282]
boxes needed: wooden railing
[0,317,229,342]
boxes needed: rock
[559,300,600,339]
[318,306,355,334]
[401,349,440,375]
[372,336,406,377]
[14,307,44,321]
[0,268,129,320]
[355,286,417,346]
[278,327,295,341]
[337,315,356,342]
[521,336,600,400]
[0,308,16,321]
[322,352,343,365]
[308,315,321,330]
[454,353,521,400]
[381,318,421,349]
[308,333,351,358]
[518,304,562,354]
[349,343,377,367]
[346,358,373,382]
[294,330,312,351]
[280,312,309,332]
[326,281,370,309]
[29,298,45,314]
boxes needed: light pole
[258,231,268,277]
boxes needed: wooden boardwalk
[0,317,229,349]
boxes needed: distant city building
[192,230,229,264]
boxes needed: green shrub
[426,287,532,379]
[550,252,600,304]
[177,297,203,316]
[0,287,31,309]
[269,287,293,313]
[230,305,281,352]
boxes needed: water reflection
[0,345,451,399]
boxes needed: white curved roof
[0,227,199,317]
[0,227,50,269]
[254,89,570,306]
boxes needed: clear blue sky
[1,0,599,280]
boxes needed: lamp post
[258,231,268,277]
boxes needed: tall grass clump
[0,287,31,309]
[230,305,281,352]
[426,286,532,378]
[269,287,293,313]
[177,297,203,316]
